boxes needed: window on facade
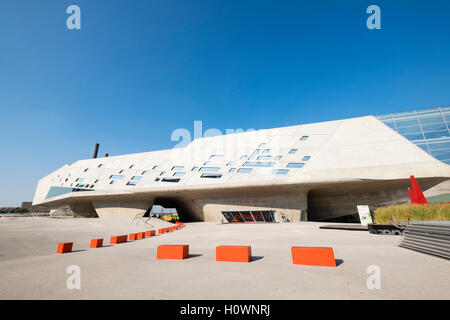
[84,168,89,172]
[300,136,309,141]
[75,184,85,187]
[155,177,160,181]
[302,156,311,161]
[171,166,184,171]
[131,176,142,180]
[160,172,166,176]
[191,167,198,171]
[173,172,186,177]
[201,173,222,178]
[110,181,115,184]
[289,149,297,154]
[94,179,99,183]
[127,181,137,186]
[129,165,135,169]
[248,149,260,160]
[229,168,236,173]
[272,169,289,175]
[240,155,247,160]
[98,164,103,168]
[243,162,275,167]
[203,161,211,165]
[258,143,267,148]
[142,171,148,175]
[287,163,305,168]
[261,149,270,154]
[237,168,253,173]
[199,167,220,172]
[274,156,282,160]
[162,178,180,183]
[119,170,124,174]
[75,178,84,182]
[209,155,224,160]
[152,165,158,170]
[257,155,272,161]
[226,162,233,166]
[110,175,124,179]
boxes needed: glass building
[376,106,450,165]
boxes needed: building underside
[33,106,450,222]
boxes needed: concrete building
[32,106,450,222]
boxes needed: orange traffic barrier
[158,229,165,235]
[291,247,336,267]
[56,242,73,254]
[129,233,138,241]
[137,232,145,239]
[145,230,156,237]
[176,222,183,228]
[157,245,189,260]
[216,245,252,262]
[110,235,127,244]
[173,225,178,230]
[90,238,103,248]
[165,227,170,232]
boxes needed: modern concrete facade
[32,106,450,222]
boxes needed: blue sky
[1,0,450,206]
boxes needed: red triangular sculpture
[409,176,428,205]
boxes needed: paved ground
[0,217,449,299]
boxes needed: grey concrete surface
[0,217,449,299]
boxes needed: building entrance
[221,210,276,223]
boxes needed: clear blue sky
[1,0,449,206]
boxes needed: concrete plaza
[0,217,449,299]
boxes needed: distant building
[32,106,450,222]
[21,202,49,213]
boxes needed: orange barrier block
[177,222,183,228]
[158,229,165,235]
[291,247,336,267]
[165,227,170,232]
[110,235,128,244]
[56,242,73,254]
[173,225,178,230]
[137,232,145,239]
[129,233,138,241]
[145,230,156,237]
[90,238,103,248]
[157,245,189,260]
[216,245,252,262]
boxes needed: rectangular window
[152,165,158,170]
[248,149,260,160]
[404,133,425,141]
[110,175,124,179]
[257,155,272,161]
[119,170,124,174]
[127,181,137,186]
[421,123,447,132]
[272,169,289,175]
[199,167,220,172]
[94,179,99,183]
[302,156,311,161]
[142,171,148,175]
[287,163,304,168]
[201,173,222,178]
[261,149,270,154]
[240,155,247,160]
[160,172,166,176]
[209,155,224,160]
[229,168,236,173]
[289,149,297,154]
[75,184,85,187]
[274,156,282,160]
[75,178,84,182]
[237,168,253,173]
[171,166,184,171]
[84,168,89,172]
[397,126,422,135]
[173,172,186,177]
[226,162,233,166]
[300,136,309,141]
[129,165,135,169]
[419,115,445,125]
[110,181,115,184]
[191,167,198,171]
[131,176,142,180]
[424,130,450,139]
[98,164,103,168]
[161,178,180,183]
[243,162,275,167]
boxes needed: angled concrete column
[92,197,154,218]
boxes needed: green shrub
[373,204,450,224]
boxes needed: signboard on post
[357,205,373,226]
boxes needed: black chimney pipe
[92,143,99,159]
